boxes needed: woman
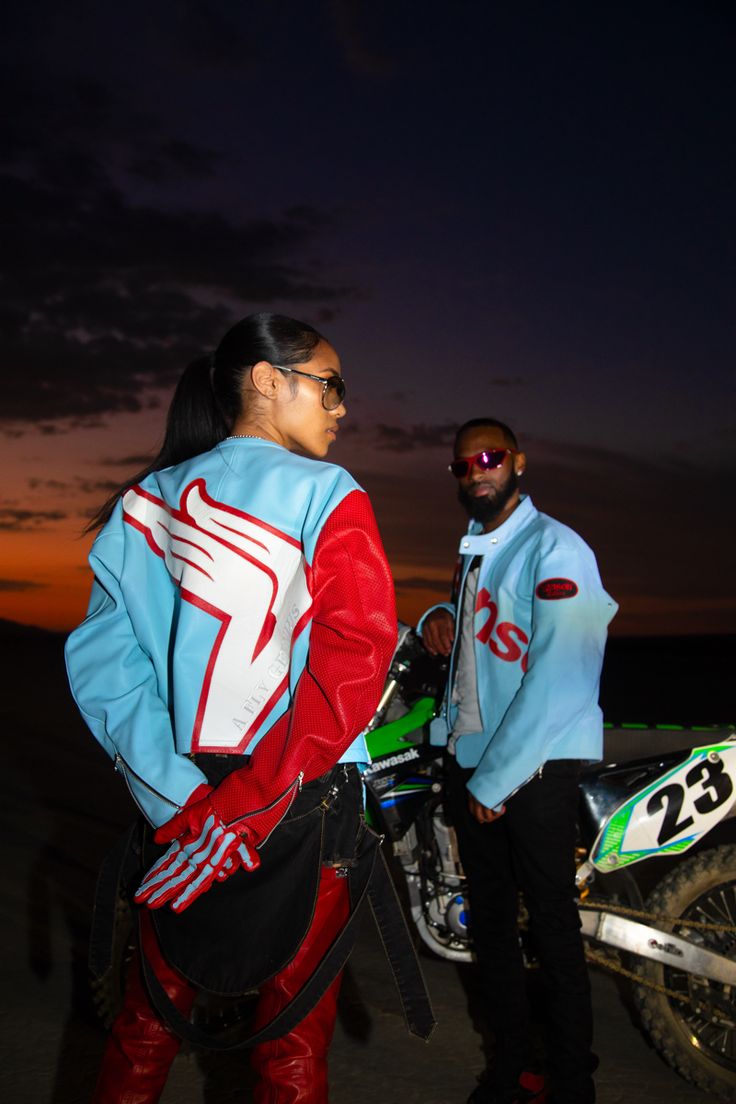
[66,312,398,1103]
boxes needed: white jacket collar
[457,494,537,556]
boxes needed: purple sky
[1,1,734,634]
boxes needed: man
[421,418,617,1104]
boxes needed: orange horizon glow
[2,533,733,638]
[2,413,734,639]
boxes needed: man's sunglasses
[448,449,518,478]
[274,365,346,411]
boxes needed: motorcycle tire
[633,844,736,1103]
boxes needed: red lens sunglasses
[448,449,518,478]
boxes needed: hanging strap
[89,820,141,980]
[366,844,436,1041]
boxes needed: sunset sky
[2,2,734,636]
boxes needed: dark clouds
[129,140,223,184]
[2,2,734,637]
[348,435,734,632]
[504,442,735,618]
[100,454,156,468]
[2,170,351,423]
[370,408,527,453]
[0,508,68,531]
[1,60,354,427]
[373,423,458,452]
[28,477,119,496]
[3,2,733,440]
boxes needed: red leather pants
[92,866,350,1104]
[250,865,350,1103]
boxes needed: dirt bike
[362,624,736,1102]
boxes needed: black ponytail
[161,355,230,466]
[87,313,324,530]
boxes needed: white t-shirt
[450,563,482,744]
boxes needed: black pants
[446,755,597,1104]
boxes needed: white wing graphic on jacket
[122,479,312,751]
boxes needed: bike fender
[591,741,736,872]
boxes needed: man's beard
[458,469,519,525]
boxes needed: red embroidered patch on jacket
[535,577,579,600]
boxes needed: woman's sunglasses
[274,365,346,411]
[448,448,518,478]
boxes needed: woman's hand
[134,791,259,913]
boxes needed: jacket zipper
[444,555,478,724]
[225,771,304,848]
[450,552,544,804]
[502,762,545,804]
[114,752,181,816]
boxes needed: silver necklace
[225,434,266,440]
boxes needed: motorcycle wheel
[633,844,736,1102]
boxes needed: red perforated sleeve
[210,488,397,841]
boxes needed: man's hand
[468,793,506,824]
[421,608,456,656]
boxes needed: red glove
[134,784,259,913]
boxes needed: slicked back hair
[88,312,324,530]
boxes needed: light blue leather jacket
[65,438,392,826]
[419,495,618,811]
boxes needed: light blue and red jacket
[419,495,618,811]
[65,438,397,838]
